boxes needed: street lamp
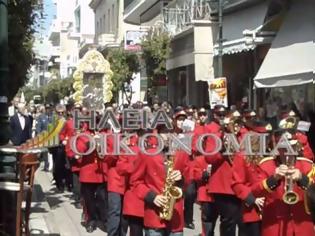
[0,0,10,145]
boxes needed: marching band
[56,103,315,236]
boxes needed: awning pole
[248,76,252,109]
[217,0,223,77]
[253,88,257,110]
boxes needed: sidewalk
[29,164,205,236]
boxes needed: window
[103,14,106,33]
[75,8,81,33]
[108,9,111,33]
[112,4,115,32]
[100,18,103,34]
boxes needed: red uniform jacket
[251,157,315,236]
[105,132,126,194]
[204,122,234,195]
[59,118,75,142]
[60,118,82,172]
[134,149,188,232]
[192,155,214,203]
[75,131,106,183]
[295,131,314,161]
[182,124,208,188]
[232,152,262,223]
[116,142,144,218]
[192,123,207,155]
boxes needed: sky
[33,0,56,58]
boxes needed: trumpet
[283,155,299,205]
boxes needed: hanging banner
[208,77,228,109]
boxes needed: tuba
[282,155,299,205]
[159,155,183,221]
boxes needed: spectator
[9,103,33,145]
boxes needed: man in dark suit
[9,103,32,146]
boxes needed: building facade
[48,0,95,79]
[90,0,141,105]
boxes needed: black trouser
[201,202,219,236]
[107,192,128,236]
[184,181,197,224]
[81,183,107,223]
[40,152,49,170]
[213,194,246,236]
[72,172,81,202]
[51,146,69,190]
[127,215,144,236]
[244,221,261,236]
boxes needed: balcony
[123,0,159,24]
[97,34,117,47]
[80,36,94,49]
[51,46,60,57]
[89,0,102,10]
[48,20,60,46]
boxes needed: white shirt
[8,106,15,117]
[17,113,25,130]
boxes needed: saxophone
[159,155,183,221]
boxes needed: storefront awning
[254,0,315,88]
[213,2,269,55]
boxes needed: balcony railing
[163,0,214,36]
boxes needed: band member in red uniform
[251,129,315,236]
[204,105,246,236]
[116,132,144,236]
[105,127,128,236]
[193,155,218,236]
[133,129,187,236]
[172,110,197,229]
[306,182,315,223]
[60,103,82,208]
[74,126,107,233]
[280,110,314,160]
[232,121,273,236]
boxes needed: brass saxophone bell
[159,155,183,221]
[169,186,183,199]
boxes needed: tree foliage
[141,29,171,83]
[7,0,42,100]
[106,48,140,101]
[42,77,74,104]
[20,77,74,104]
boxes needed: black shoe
[74,202,82,209]
[56,187,64,193]
[185,222,195,230]
[97,221,107,232]
[66,186,72,192]
[86,221,96,233]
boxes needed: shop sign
[208,77,228,109]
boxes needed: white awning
[222,2,269,42]
[213,2,269,55]
[254,0,315,88]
